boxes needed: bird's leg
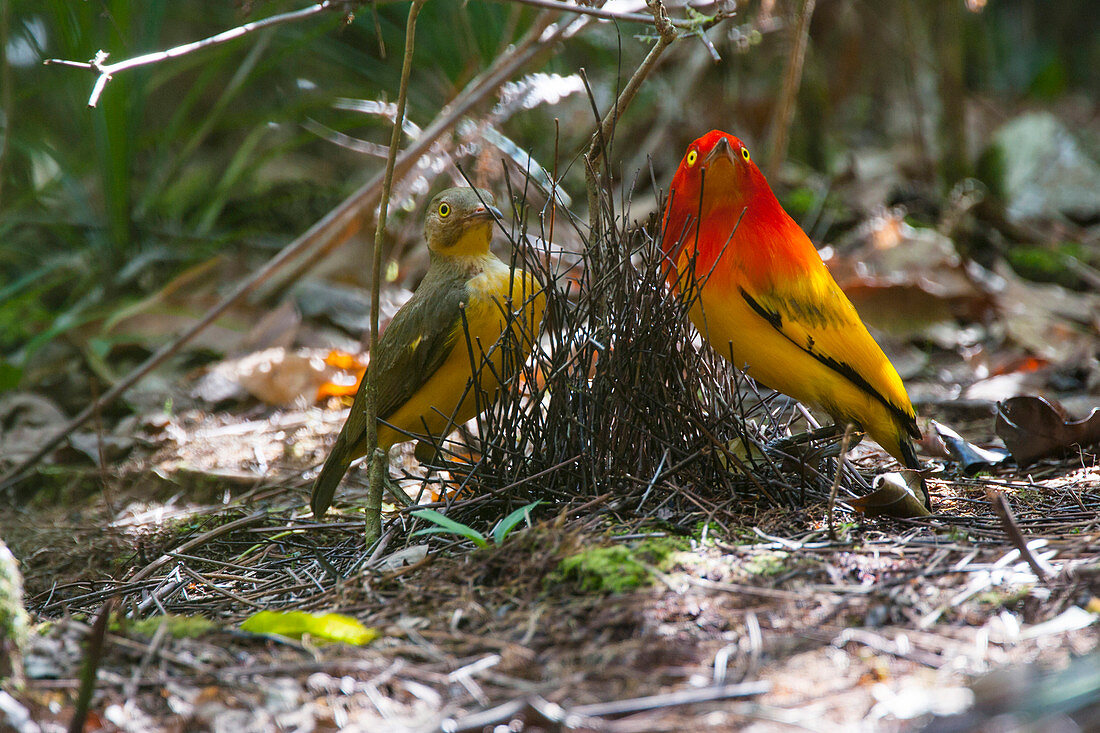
[414,440,440,465]
[765,424,864,463]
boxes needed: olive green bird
[311,187,546,517]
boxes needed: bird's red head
[660,130,786,277]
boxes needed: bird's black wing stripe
[740,286,782,329]
[738,288,918,437]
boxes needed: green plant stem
[364,0,425,546]
[68,599,114,733]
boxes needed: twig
[489,0,726,29]
[436,682,770,732]
[128,511,267,585]
[826,423,853,540]
[362,0,425,545]
[68,599,114,733]
[571,680,771,717]
[585,0,678,166]
[987,489,1054,584]
[583,0,678,317]
[44,2,347,108]
[0,12,571,492]
[765,0,816,179]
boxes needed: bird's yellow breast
[377,257,544,449]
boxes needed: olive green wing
[310,278,468,516]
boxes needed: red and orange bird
[660,130,927,506]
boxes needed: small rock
[982,111,1100,223]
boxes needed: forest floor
[3,391,1099,732]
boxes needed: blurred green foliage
[0,0,545,371]
[1,0,1096,393]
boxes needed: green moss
[975,587,1030,609]
[123,614,216,639]
[551,537,686,595]
[743,550,791,578]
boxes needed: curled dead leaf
[930,420,1010,475]
[995,395,1100,466]
[847,472,932,518]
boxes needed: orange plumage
[661,130,926,504]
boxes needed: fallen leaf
[316,350,366,400]
[240,610,377,646]
[828,211,994,338]
[95,255,264,357]
[192,347,358,407]
[847,473,932,518]
[930,420,1010,475]
[995,395,1100,466]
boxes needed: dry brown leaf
[995,395,1100,466]
[829,211,993,338]
[194,347,362,407]
[847,473,932,518]
[993,262,1100,363]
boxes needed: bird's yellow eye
[686,150,698,167]
[741,147,751,161]
[438,202,451,218]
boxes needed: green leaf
[240,610,377,645]
[491,501,541,545]
[410,509,488,548]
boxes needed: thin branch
[766,0,816,179]
[585,0,678,166]
[362,0,426,545]
[827,424,853,540]
[987,489,1055,584]
[488,0,727,29]
[44,1,348,108]
[68,599,115,733]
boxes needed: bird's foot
[764,424,864,464]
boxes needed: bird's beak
[467,204,503,222]
[704,135,738,170]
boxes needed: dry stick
[362,0,425,546]
[128,511,267,585]
[826,423,853,540]
[584,0,678,221]
[67,598,114,733]
[488,0,716,29]
[583,0,677,318]
[765,0,816,180]
[987,489,1054,584]
[44,0,710,109]
[0,13,568,492]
